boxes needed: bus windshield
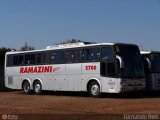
[115,44,144,79]
[149,53,160,72]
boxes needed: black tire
[33,81,42,95]
[88,81,101,98]
[22,81,31,94]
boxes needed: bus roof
[140,50,160,55]
[6,42,138,55]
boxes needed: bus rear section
[141,51,160,90]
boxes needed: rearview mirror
[116,55,124,69]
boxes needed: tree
[20,42,35,51]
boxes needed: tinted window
[7,52,50,66]
[50,51,65,64]
[37,52,49,64]
[149,53,160,72]
[43,52,50,64]
[101,46,114,60]
[107,62,116,76]
[7,55,24,66]
[37,53,43,64]
[82,49,89,62]
[66,49,81,63]
[13,56,19,65]
[82,47,100,62]
[7,55,13,66]
[19,55,24,65]
[115,45,144,79]
[25,54,36,65]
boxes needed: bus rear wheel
[22,81,31,94]
[88,81,101,98]
[33,81,42,95]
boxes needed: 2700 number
[85,65,97,70]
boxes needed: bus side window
[43,52,50,64]
[107,62,116,76]
[100,62,107,76]
[100,46,116,77]
[19,55,24,65]
[82,47,100,62]
[89,48,100,62]
[37,53,43,64]
[25,54,36,65]
[82,49,89,62]
[13,56,19,65]
[74,50,81,63]
[7,55,13,66]
[101,46,114,60]
[13,55,24,66]
[50,51,65,64]
[66,49,81,63]
[100,61,116,77]
[66,51,71,63]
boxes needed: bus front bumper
[120,85,146,93]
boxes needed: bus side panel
[66,63,81,91]
[54,75,67,91]
[80,62,100,91]
[42,74,67,91]
[101,77,121,93]
[40,64,67,91]
[34,74,52,90]
[5,67,22,89]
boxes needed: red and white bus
[5,42,145,97]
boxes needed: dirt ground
[0,91,160,120]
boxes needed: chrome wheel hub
[35,84,41,93]
[91,85,99,95]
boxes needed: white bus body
[141,51,160,90]
[5,42,145,97]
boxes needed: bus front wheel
[33,81,42,95]
[22,81,31,94]
[88,81,101,98]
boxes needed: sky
[0,0,160,50]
